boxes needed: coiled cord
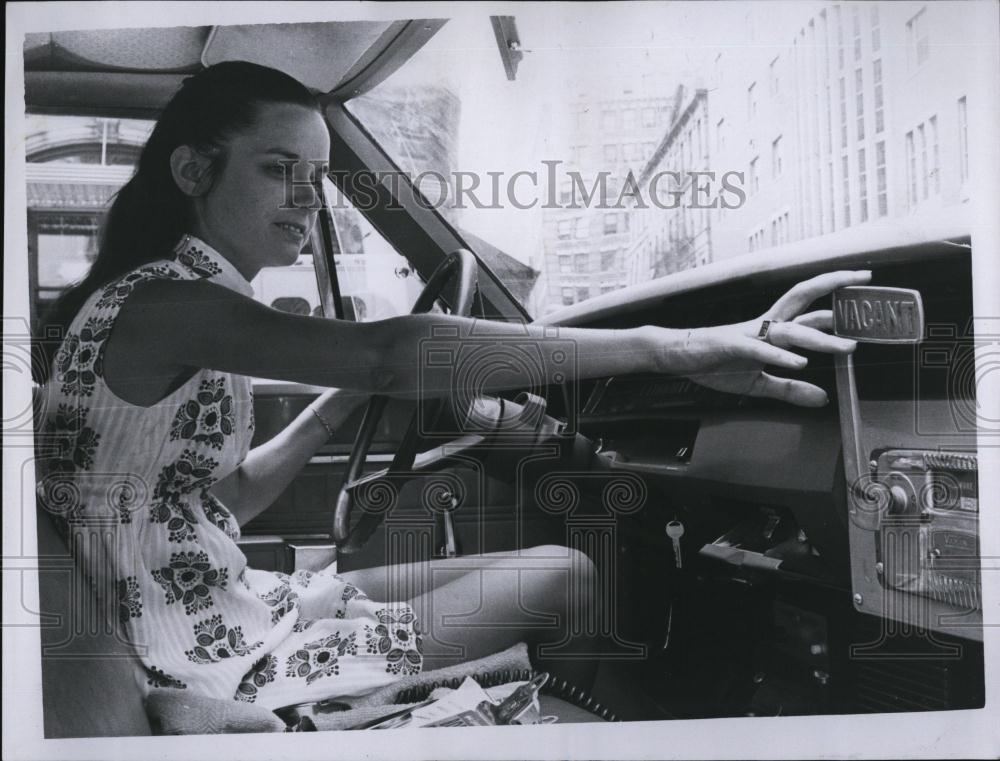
[392,668,619,722]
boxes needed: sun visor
[201,21,396,94]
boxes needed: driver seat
[35,506,604,737]
[35,504,153,737]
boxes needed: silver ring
[757,319,778,342]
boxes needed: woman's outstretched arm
[104,269,870,407]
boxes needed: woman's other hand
[646,270,872,407]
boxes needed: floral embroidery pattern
[291,570,313,588]
[185,614,259,664]
[259,582,299,625]
[292,618,315,633]
[341,583,369,604]
[200,492,239,541]
[151,551,228,614]
[177,244,222,277]
[150,450,219,542]
[54,317,113,397]
[364,608,423,676]
[285,632,358,685]
[94,266,179,310]
[169,378,234,450]
[235,654,278,703]
[117,576,142,628]
[43,404,100,474]
[145,665,187,689]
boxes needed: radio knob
[889,485,910,514]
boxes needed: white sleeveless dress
[38,235,422,710]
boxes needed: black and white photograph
[3,1,998,759]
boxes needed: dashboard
[532,238,984,715]
[551,240,981,636]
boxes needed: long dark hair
[34,61,321,382]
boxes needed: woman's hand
[647,270,872,407]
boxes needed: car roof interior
[23,20,444,115]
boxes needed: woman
[36,61,867,712]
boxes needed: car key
[666,520,685,569]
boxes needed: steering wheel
[332,249,479,553]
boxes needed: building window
[876,140,888,217]
[855,68,865,141]
[839,77,848,149]
[836,4,845,69]
[642,107,656,127]
[557,219,573,240]
[771,219,778,246]
[749,156,759,194]
[930,115,940,194]
[772,136,783,178]
[906,130,917,206]
[870,4,881,52]
[574,252,589,272]
[873,59,884,134]
[769,56,780,96]
[601,250,617,270]
[842,155,851,227]
[575,217,590,239]
[858,148,868,223]
[907,8,929,69]
[747,82,757,120]
[576,111,588,133]
[852,4,862,61]
[561,287,574,306]
[602,110,617,131]
[560,179,573,204]
[559,254,572,273]
[603,213,619,235]
[576,287,590,303]
[603,144,618,164]
[825,83,833,153]
[919,123,928,200]
[623,109,636,131]
[958,96,969,183]
[828,161,836,231]
[600,284,616,295]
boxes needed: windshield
[347,2,975,319]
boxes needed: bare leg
[341,545,601,690]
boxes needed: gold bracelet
[310,406,336,439]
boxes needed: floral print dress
[38,235,422,710]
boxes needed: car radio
[872,448,980,612]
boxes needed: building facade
[626,88,712,286]
[540,83,674,311]
[624,1,978,280]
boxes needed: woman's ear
[169,145,213,196]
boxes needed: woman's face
[191,102,331,280]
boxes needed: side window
[24,114,152,333]
[321,178,426,322]
[250,245,327,317]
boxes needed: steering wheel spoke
[332,250,479,552]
